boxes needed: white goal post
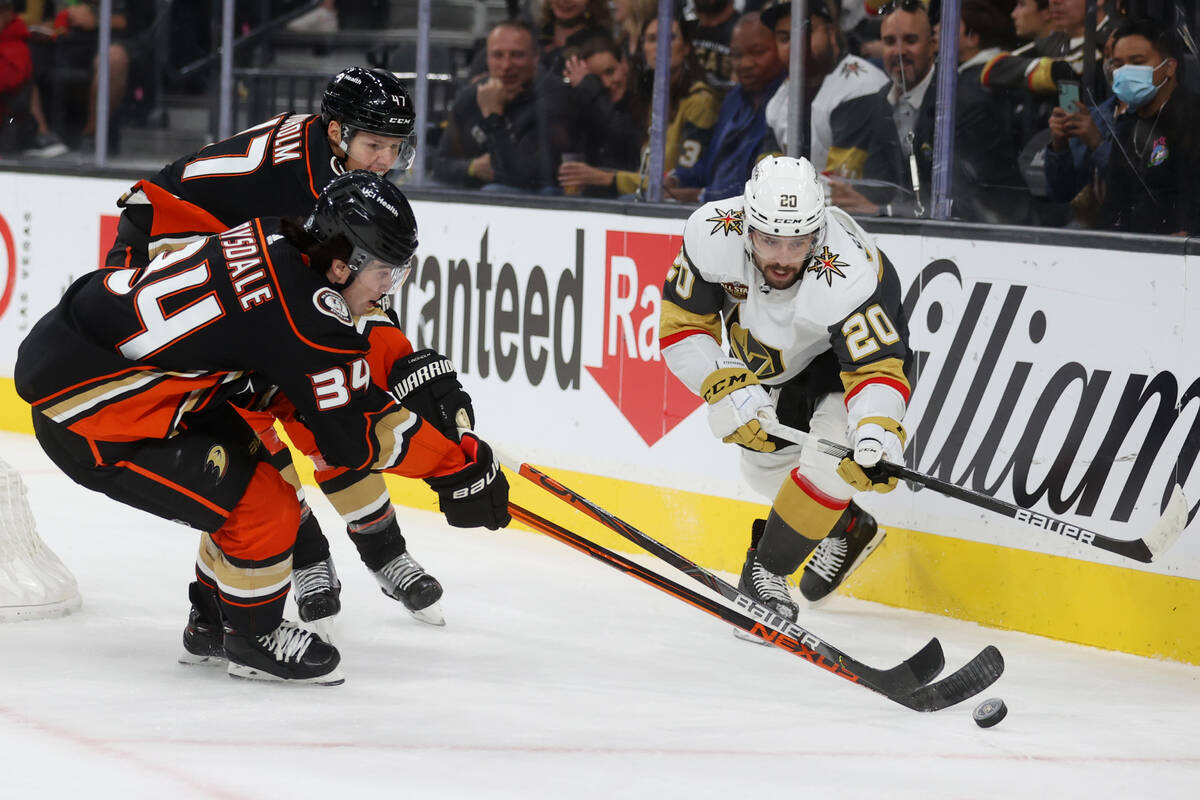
[0,454,81,621]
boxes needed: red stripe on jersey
[114,458,232,517]
[138,180,229,239]
[790,470,851,511]
[31,364,159,407]
[659,328,719,349]
[303,116,322,199]
[844,376,911,406]
[66,373,226,442]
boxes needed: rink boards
[1,170,1198,664]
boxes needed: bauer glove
[425,433,510,530]
[390,349,475,441]
[836,417,906,494]
[700,358,775,453]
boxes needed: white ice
[1,431,1198,799]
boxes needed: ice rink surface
[2,431,1198,799]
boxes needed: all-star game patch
[807,246,848,287]
[706,208,744,236]
[314,287,353,325]
[721,282,749,300]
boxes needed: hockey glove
[700,358,775,453]
[390,349,476,440]
[425,433,510,530]
[836,417,906,494]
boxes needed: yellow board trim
[4,376,1198,664]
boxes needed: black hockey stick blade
[759,417,1189,564]
[889,645,1005,712]
[508,502,946,704]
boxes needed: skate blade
[732,628,773,647]
[178,651,226,666]
[409,601,446,627]
[303,616,336,644]
[226,663,346,686]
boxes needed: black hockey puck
[972,698,1008,728]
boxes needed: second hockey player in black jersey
[17,172,510,685]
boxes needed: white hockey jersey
[660,198,911,430]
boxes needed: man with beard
[659,156,912,614]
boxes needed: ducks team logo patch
[204,445,228,482]
[807,246,848,287]
[706,208,744,236]
[314,287,353,325]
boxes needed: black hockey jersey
[106,113,344,268]
[18,218,463,478]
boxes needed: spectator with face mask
[1097,17,1200,235]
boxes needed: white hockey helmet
[743,155,825,239]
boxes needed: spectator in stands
[434,20,542,189]
[1097,17,1200,235]
[761,0,889,175]
[832,0,1031,223]
[684,0,739,90]
[664,11,784,203]
[612,0,656,62]
[537,0,612,71]
[555,33,641,197]
[0,0,34,153]
[611,15,719,198]
[1011,0,1053,44]
[29,0,130,150]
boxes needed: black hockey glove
[425,433,511,530]
[389,349,476,440]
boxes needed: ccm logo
[1014,509,1096,544]
[451,459,499,498]
[702,372,750,401]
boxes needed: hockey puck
[972,698,1008,728]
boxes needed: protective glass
[748,228,816,268]
[348,246,416,292]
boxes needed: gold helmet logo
[204,446,229,482]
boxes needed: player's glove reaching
[425,433,510,530]
[700,358,775,453]
[836,416,906,493]
[390,349,475,440]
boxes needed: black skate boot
[737,547,799,622]
[292,557,341,641]
[374,551,445,626]
[179,581,225,665]
[224,620,345,685]
[799,504,885,605]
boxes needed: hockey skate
[799,505,885,605]
[737,547,799,622]
[224,620,344,685]
[374,551,445,626]
[292,557,341,642]
[179,581,226,665]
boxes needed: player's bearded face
[749,229,814,290]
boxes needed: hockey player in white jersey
[659,156,911,618]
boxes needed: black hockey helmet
[305,171,418,289]
[322,67,416,169]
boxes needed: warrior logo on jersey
[727,318,785,380]
[706,208,744,236]
[721,282,748,300]
[807,246,848,287]
[314,287,353,326]
[205,445,229,482]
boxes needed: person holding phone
[1044,70,1122,213]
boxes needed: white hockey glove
[837,417,906,493]
[699,358,775,453]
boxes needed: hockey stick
[509,502,941,701]
[758,417,1189,564]
[499,457,1003,710]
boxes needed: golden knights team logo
[706,208,744,236]
[807,246,848,287]
[727,319,785,380]
[204,445,229,482]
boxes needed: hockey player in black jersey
[98,66,457,648]
[16,172,511,684]
[660,156,912,618]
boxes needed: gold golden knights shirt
[659,200,912,431]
